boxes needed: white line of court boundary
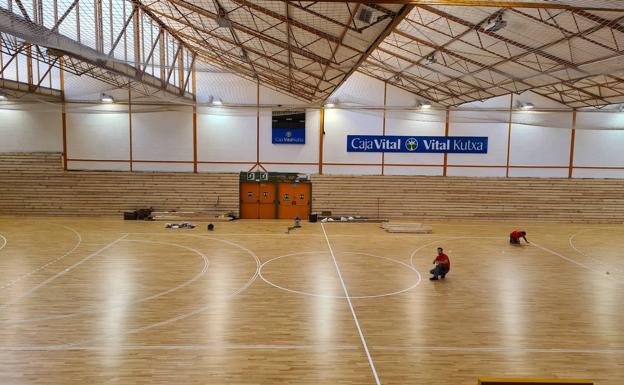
[0,343,360,352]
[568,228,624,274]
[0,223,83,291]
[320,223,381,385]
[0,239,210,324]
[373,345,624,354]
[0,234,128,310]
[1,343,623,354]
[531,241,621,284]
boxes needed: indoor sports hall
[1,1,623,385]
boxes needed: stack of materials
[319,215,387,223]
[381,222,433,234]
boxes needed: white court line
[409,236,502,268]
[259,251,421,299]
[0,239,210,324]
[53,234,260,349]
[531,241,621,284]
[0,343,360,352]
[568,228,624,274]
[124,232,437,238]
[320,223,381,385]
[0,222,83,291]
[409,236,622,284]
[373,345,624,355]
[0,234,128,310]
[0,234,6,252]
[1,343,623,354]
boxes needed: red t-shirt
[434,254,450,269]
[510,230,523,239]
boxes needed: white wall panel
[132,108,193,162]
[197,107,256,163]
[0,104,62,152]
[446,167,506,177]
[67,160,129,171]
[132,162,193,172]
[508,168,568,178]
[323,164,382,175]
[323,109,383,165]
[386,84,417,107]
[66,104,129,163]
[577,111,624,130]
[198,163,254,173]
[574,129,624,167]
[384,166,443,176]
[509,120,571,167]
[448,110,508,167]
[330,72,384,106]
[573,168,624,179]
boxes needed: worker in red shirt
[509,230,529,245]
[430,247,450,281]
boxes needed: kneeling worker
[509,230,529,244]
[430,247,450,281]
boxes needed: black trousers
[430,264,449,277]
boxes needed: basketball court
[2,0,624,384]
[0,218,621,384]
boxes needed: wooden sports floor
[0,217,622,385]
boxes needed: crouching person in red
[510,230,529,245]
[430,247,450,281]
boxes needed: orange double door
[277,182,311,220]
[240,182,310,220]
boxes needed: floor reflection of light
[498,264,526,356]
[205,245,231,345]
[99,247,134,365]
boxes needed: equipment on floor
[208,223,214,231]
[382,222,433,234]
[124,211,138,220]
[165,222,196,229]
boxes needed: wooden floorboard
[0,218,622,385]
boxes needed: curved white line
[409,236,502,268]
[0,234,6,252]
[0,234,127,311]
[0,223,83,291]
[407,235,621,284]
[259,251,422,299]
[568,228,624,274]
[55,234,260,349]
[0,239,210,324]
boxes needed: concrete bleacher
[0,153,239,216]
[2,153,624,222]
[312,174,624,223]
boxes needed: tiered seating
[3,153,624,222]
[0,153,239,216]
[312,175,624,223]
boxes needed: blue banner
[347,135,488,153]
[272,128,305,144]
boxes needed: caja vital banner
[347,135,488,154]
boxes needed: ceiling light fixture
[0,93,7,101]
[483,14,507,32]
[425,54,437,65]
[212,97,223,106]
[417,100,432,109]
[101,94,114,103]
[518,102,535,110]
